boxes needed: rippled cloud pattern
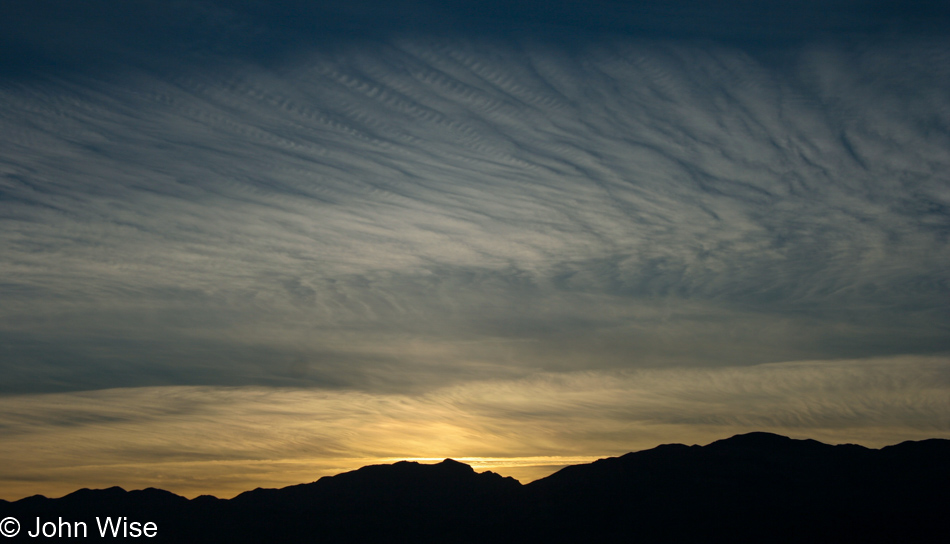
[1,1,947,499]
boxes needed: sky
[1,1,949,500]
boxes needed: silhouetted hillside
[522,433,949,542]
[2,433,947,543]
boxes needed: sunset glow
[1,1,948,502]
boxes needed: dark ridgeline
[2,433,947,543]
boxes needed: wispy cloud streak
[0,355,945,499]
[2,38,948,392]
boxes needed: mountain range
[2,432,947,542]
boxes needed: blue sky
[1,1,948,498]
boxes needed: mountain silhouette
[2,433,947,543]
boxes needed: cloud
[2,0,948,505]
[0,355,946,499]
[1,38,949,393]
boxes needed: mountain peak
[4,435,947,543]
[706,431,824,451]
[437,458,474,472]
